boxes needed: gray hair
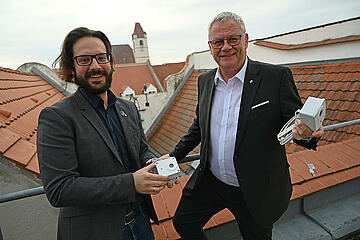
[208,12,246,39]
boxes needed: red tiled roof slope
[148,62,360,154]
[150,137,360,239]
[152,62,185,91]
[147,62,360,239]
[292,61,360,145]
[111,63,159,96]
[0,68,66,176]
[148,71,201,155]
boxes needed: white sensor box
[297,97,326,131]
[153,157,183,183]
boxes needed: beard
[74,69,113,95]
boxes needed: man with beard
[37,27,170,240]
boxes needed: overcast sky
[1,0,359,70]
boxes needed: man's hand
[292,119,324,140]
[133,163,170,195]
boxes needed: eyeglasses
[208,33,245,49]
[73,53,112,66]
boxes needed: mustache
[85,70,107,78]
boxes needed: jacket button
[199,167,202,171]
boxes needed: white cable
[277,115,297,145]
[286,145,316,176]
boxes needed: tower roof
[132,22,146,38]
[112,44,135,64]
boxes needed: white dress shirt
[209,58,248,186]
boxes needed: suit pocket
[251,100,270,110]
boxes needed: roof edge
[281,57,360,67]
[250,16,360,42]
[146,60,164,92]
[253,35,360,50]
[146,65,195,138]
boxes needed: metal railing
[0,118,359,204]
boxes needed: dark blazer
[37,89,157,240]
[170,59,302,228]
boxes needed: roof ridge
[251,17,360,41]
[0,67,35,76]
[0,78,42,82]
[296,88,360,93]
[291,61,360,69]
[2,91,60,132]
[294,71,360,75]
[0,87,53,106]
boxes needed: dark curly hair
[53,27,114,83]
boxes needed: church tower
[132,22,149,63]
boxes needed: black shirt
[79,88,143,212]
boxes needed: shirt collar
[214,57,248,85]
[79,88,117,109]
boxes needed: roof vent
[0,109,12,118]
[30,97,39,103]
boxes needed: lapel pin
[250,79,254,84]
[120,111,127,117]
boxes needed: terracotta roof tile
[25,153,39,174]
[346,166,360,178]
[111,63,160,96]
[290,137,360,199]
[3,138,36,166]
[204,217,217,229]
[152,223,169,239]
[151,191,170,220]
[149,137,360,237]
[147,62,360,237]
[1,58,359,238]
[152,62,185,91]
[159,220,180,239]
[149,62,360,153]
[0,68,66,177]
[211,209,235,226]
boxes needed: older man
[168,12,323,239]
[37,27,170,240]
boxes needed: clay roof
[112,44,135,64]
[150,137,360,239]
[0,60,359,239]
[147,62,360,238]
[152,62,185,91]
[111,63,160,96]
[253,35,360,50]
[148,61,360,153]
[132,22,146,38]
[291,62,360,145]
[0,67,66,176]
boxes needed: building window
[140,40,144,46]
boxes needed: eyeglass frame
[73,52,112,66]
[208,33,246,49]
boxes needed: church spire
[132,23,149,63]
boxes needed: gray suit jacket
[171,59,303,227]
[37,89,157,240]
